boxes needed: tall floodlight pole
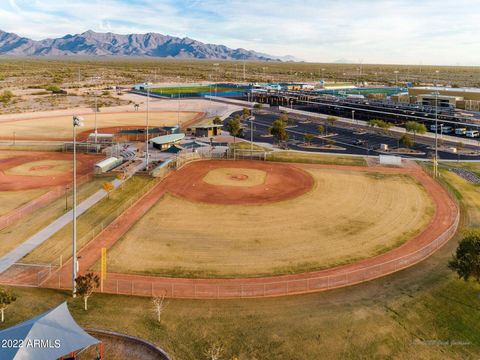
[72,116,84,298]
[146,87,150,169]
[435,91,438,177]
[250,111,254,152]
[394,70,399,85]
[94,91,98,144]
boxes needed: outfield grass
[0,188,51,216]
[266,151,367,166]
[0,178,113,258]
[0,112,200,141]
[4,160,72,177]
[1,164,480,358]
[102,168,433,278]
[21,176,156,264]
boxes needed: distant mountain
[0,29,289,61]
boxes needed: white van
[455,128,467,135]
[441,126,453,134]
[466,130,480,138]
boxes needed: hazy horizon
[2,0,479,66]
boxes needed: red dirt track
[0,151,99,191]
[43,160,459,299]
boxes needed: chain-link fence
[0,173,92,230]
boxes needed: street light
[72,115,84,297]
[432,91,440,177]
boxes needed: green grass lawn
[267,151,367,166]
[150,85,243,95]
[229,141,272,151]
[1,164,480,359]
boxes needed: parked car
[441,126,453,134]
[455,127,467,135]
[466,130,480,138]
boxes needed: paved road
[233,111,480,161]
[0,179,123,274]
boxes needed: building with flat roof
[408,87,480,111]
[189,124,223,138]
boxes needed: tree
[225,115,243,143]
[304,133,315,145]
[317,124,325,136]
[399,134,413,148]
[449,232,480,287]
[102,182,114,198]
[279,113,289,124]
[212,116,223,125]
[242,108,251,119]
[0,287,16,322]
[368,119,393,136]
[269,119,289,143]
[152,295,168,324]
[75,272,100,311]
[405,121,426,144]
[325,116,337,135]
[253,103,262,110]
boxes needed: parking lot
[232,111,480,161]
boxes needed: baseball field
[0,151,98,219]
[0,111,203,141]
[105,164,434,278]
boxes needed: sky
[1,0,479,65]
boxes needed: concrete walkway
[0,179,123,274]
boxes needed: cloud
[0,0,479,65]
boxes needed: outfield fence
[39,200,459,298]
[0,173,92,230]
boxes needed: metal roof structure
[150,133,185,145]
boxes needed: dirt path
[42,160,459,299]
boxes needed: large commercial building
[407,87,480,111]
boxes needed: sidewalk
[0,179,123,274]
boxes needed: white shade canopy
[0,302,99,360]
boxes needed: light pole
[146,87,150,169]
[394,70,399,86]
[352,110,356,125]
[72,115,84,297]
[94,91,98,144]
[250,112,254,153]
[435,91,438,177]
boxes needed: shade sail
[0,302,99,360]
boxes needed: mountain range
[0,29,297,61]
